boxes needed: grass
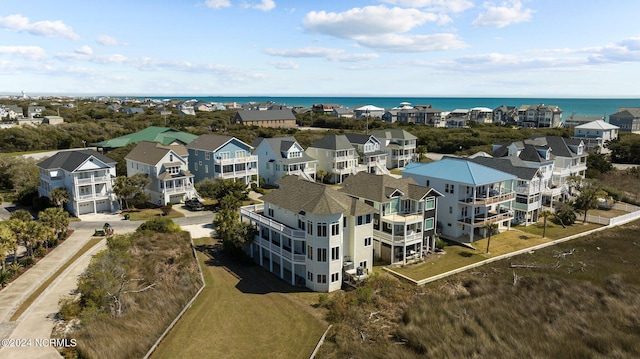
[122,208,184,221]
[151,237,327,359]
[517,220,601,239]
[318,219,640,358]
[9,237,102,321]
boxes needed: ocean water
[150,96,640,118]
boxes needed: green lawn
[391,222,602,281]
[151,237,326,359]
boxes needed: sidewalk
[0,228,95,323]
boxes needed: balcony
[257,234,305,263]
[460,191,515,205]
[163,185,193,194]
[76,192,110,201]
[74,175,110,184]
[375,230,423,244]
[214,155,258,166]
[381,212,423,224]
[216,168,258,179]
[458,210,514,227]
[240,205,306,240]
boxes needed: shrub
[136,217,181,234]
[160,204,172,216]
[19,256,35,268]
[59,298,82,320]
[435,236,446,250]
[34,246,47,258]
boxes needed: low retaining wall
[385,209,640,286]
[143,237,207,359]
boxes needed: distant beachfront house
[493,105,518,124]
[233,109,297,128]
[27,106,46,119]
[122,107,145,115]
[609,108,640,134]
[415,106,446,127]
[125,141,196,205]
[240,176,376,292]
[354,105,384,119]
[572,120,619,154]
[92,126,198,150]
[562,114,604,128]
[37,150,118,216]
[403,157,516,243]
[332,108,354,118]
[42,115,64,125]
[339,173,442,265]
[446,109,470,128]
[518,104,563,128]
[252,136,317,185]
[311,103,336,115]
[187,134,258,185]
[371,129,417,169]
[470,107,493,124]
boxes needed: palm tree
[0,223,17,271]
[316,170,328,184]
[540,210,552,238]
[416,145,427,162]
[484,222,499,254]
[38,207,70,244]
[49,187,70,208]
[26,221,53,257]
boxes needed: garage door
[96,200,110,213]
[169,194,183,204]
[78,202,94,215]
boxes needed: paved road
[0,209,215,358]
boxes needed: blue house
[187,134,258,185]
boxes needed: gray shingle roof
[125,141,187,165]
[371,129,417,140]
[262,176,376,216]
[187,134,250,152]
[253,137,316,163]
[309,134,354,151]
[467,157,540,180]
[235,109,296,122]
[37,149,115,172]
[339,172,440,203]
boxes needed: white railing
[214,155,258,165]
[376,230,423,244]
[375,162,390,175]
[164,185,192,193]
[240,205,306,240]
[74,175,109,184]
[77,192,109,200]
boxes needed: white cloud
[303,6,442,38]
[0,14,79,40]
[75,45,93,55]
[264,46,379,62]
[204,0,231,9]
[96,35,127,46]
[271,60,299,69]
[473,0,534,28]
[357,33,468,52]
[379,0,474,13]
[242,0,276,12]
[0,45,47,60]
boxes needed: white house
[125,141,195,205]
[252,136,317,185]
[339,173,442,265]
[403,157,516,243]
[371,129,417,169]
[37,149,118,216]
[240,176,376,292]
[306,134,361,184]
[344,133,389,175]
[572,120,619,154]
[354,105,385,119]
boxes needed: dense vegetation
[55,218,202,358]
[316,219,640,358]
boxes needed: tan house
[233,109,297,128]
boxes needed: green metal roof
[92,126,198,149]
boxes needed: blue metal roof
[402,157,515,185]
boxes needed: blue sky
[1,0,640,97]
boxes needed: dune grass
[121,208,184,221]
[151,237,326,359]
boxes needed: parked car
[185,198,205,211]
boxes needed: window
[205,165,209,174]
[317,223,327,237]
[424,218,434,230]
[357,214,372,226]
[199,161,202,166]
[236,150,246,158]
[307,271,312,281]
[205,152,210,160]
[194,163,198,171]
[307,245,313,260]
[450,184,454,194]
[331,273,339,282]
[317,248,327,262]
[343,217,347,227]
[364,237,372,246]
[331,247,340,260]
[307,221,313,235]
[449,206,452,214]
[331,222,340,236]
[298,219,305,230]
[317,274,326,284]
[359,261,367,269]
[445,184,449,193]
[268,208,274,217]
[425,198,435,210]
[194,150,198,156]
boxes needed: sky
[1,0,640,97]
